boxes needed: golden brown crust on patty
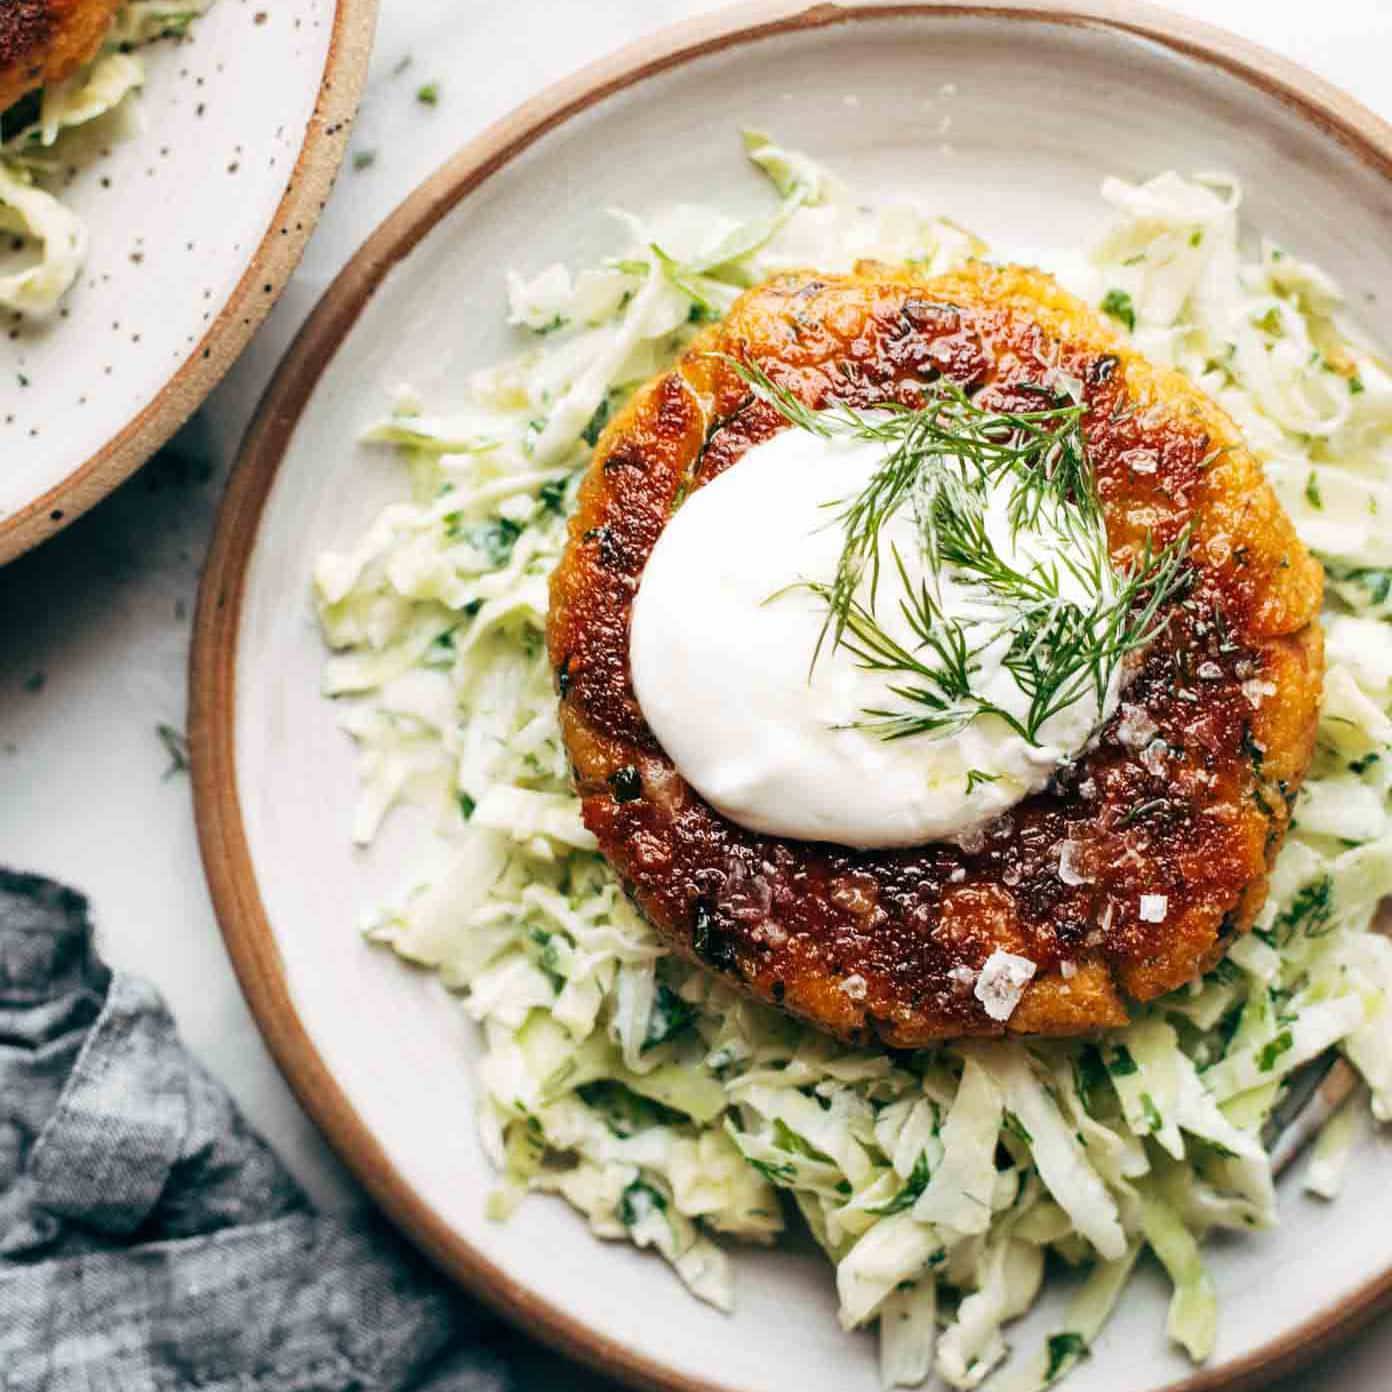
[0,0,123,114]
[548,262,1324,1045]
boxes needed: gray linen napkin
[0,870,509,1392]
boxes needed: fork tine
[1267,1057,1360,1178]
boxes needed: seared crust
[548,263,1324,1045]
[0,0,123,114]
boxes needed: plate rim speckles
[189,4,1392,1391]
[0,0,381,567]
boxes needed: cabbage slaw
[0,1,212,316]
[314,136,1392,1389]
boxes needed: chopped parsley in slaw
[314,134,1392,1389]
[0,2,213,316]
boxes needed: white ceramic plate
[0,0,377,564]
[191,5,1392,1390]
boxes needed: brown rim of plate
[189,4,1392,1390]
[0,0,381,568]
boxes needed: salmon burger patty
[547,262,1324,1046]
[0,0,123,113]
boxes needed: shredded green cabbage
[1303,1087,1368,1200]
[315,141,1392,1388]
[0,162,88,316]
[0,1,213,316]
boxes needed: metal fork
[1266,1054,1359,1177]
[1265,905,1389,1175]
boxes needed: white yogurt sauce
[629,419,1122,849]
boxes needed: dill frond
[718,352,1191,745]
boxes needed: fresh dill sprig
[721,355,1092,627]
[718,353,1191,744]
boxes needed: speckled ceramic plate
[0,0,377,564]
[191,4,1392,1391]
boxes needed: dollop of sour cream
[629,419,1122,849]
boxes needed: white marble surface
[1,1,1390,1387]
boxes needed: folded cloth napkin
[0,870,509,1392]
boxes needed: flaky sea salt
[1139,893,1169,923]
[839,973,868,1001]
[1119,448,1158,475]
[1060,959,1078,980]
[1057,839,1090,886]
[974,949,1037,1021]
[1115,704,1159,750]
[1091,901,1116,944]
[1140,739,1169,777]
